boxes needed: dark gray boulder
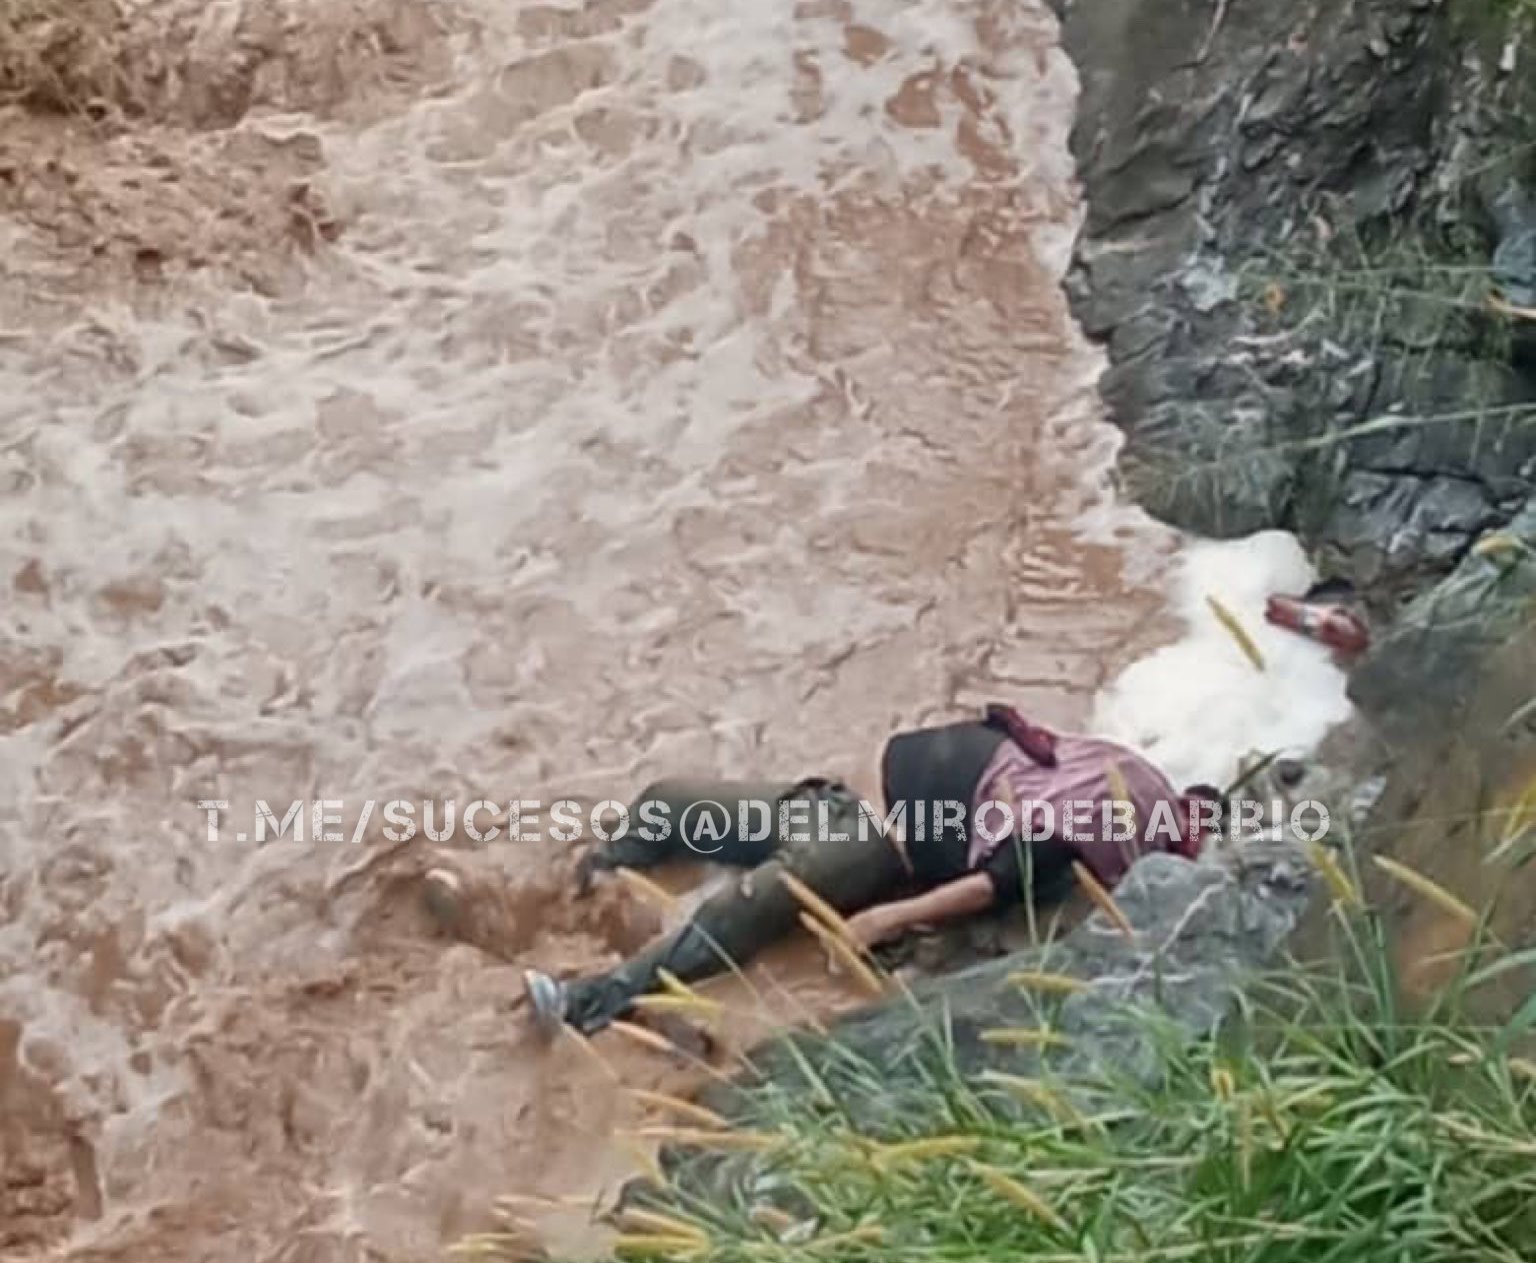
[1350,495,1536,738]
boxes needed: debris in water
[1263,595,1370,656]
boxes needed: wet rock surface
[1047,0,1536,608]
[1351,494,1536,737]
[765,849,1308,1106]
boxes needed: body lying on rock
[423,704,1226,1036]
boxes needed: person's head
[1174,783,1226,858]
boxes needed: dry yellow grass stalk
[1072,861,1135,936]
[1006,969,1088,995]
[780,871,863,950]
[1472,533,1528,563]
[610,1019,690,1057]
[1437,1114,1536,1157]
[626,1125,781,1152]
[981,1071,1081,1123]
[613,1232,706,1257]
[1206,594,1266,670]
[798,913,887,996]
[980,1026,1069,1050]
[656,968,706,1000]
[491,1192,589,1213]
[631,992,724,1020]
[871,1135,983,1165]
[1106,760,1138,841]
[1307,842,1362,909]
[1372,855,1478,928]
[808,1224,886,1249]
[1490,772,1536,863]
[625,1087,730,1130]
[560,1023,619,1082]
[615,1208,710,1245]
[617,1139,667,1187]
[447,1231,542,1260]
[968,1161,1069,1232]
[1488,294,1536,322]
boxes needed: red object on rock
[1264,595,1371,656]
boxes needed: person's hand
[845,904,906,950]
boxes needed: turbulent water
[0,1,1202,1258]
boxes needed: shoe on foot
[422,867,466,937]
[524,968,568,1034]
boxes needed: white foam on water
[1092,530,1355,790]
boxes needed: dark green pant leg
[564,784,907,1034]
[582,778,794,876]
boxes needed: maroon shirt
[972,733,1201,886]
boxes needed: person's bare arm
[846,873,996,947]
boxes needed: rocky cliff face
[1049,0,1535,762]
[1050,0,1533,602]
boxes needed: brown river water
[0,0,1189,1258]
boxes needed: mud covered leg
[555,788,907,1033]
[575,778,794,895]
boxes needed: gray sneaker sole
[523,969,567,1034]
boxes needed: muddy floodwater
[0,0,1184,1258]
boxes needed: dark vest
[879,718,1006,886]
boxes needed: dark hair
[1184,783,1226,810]
[1175,785,1227,858]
